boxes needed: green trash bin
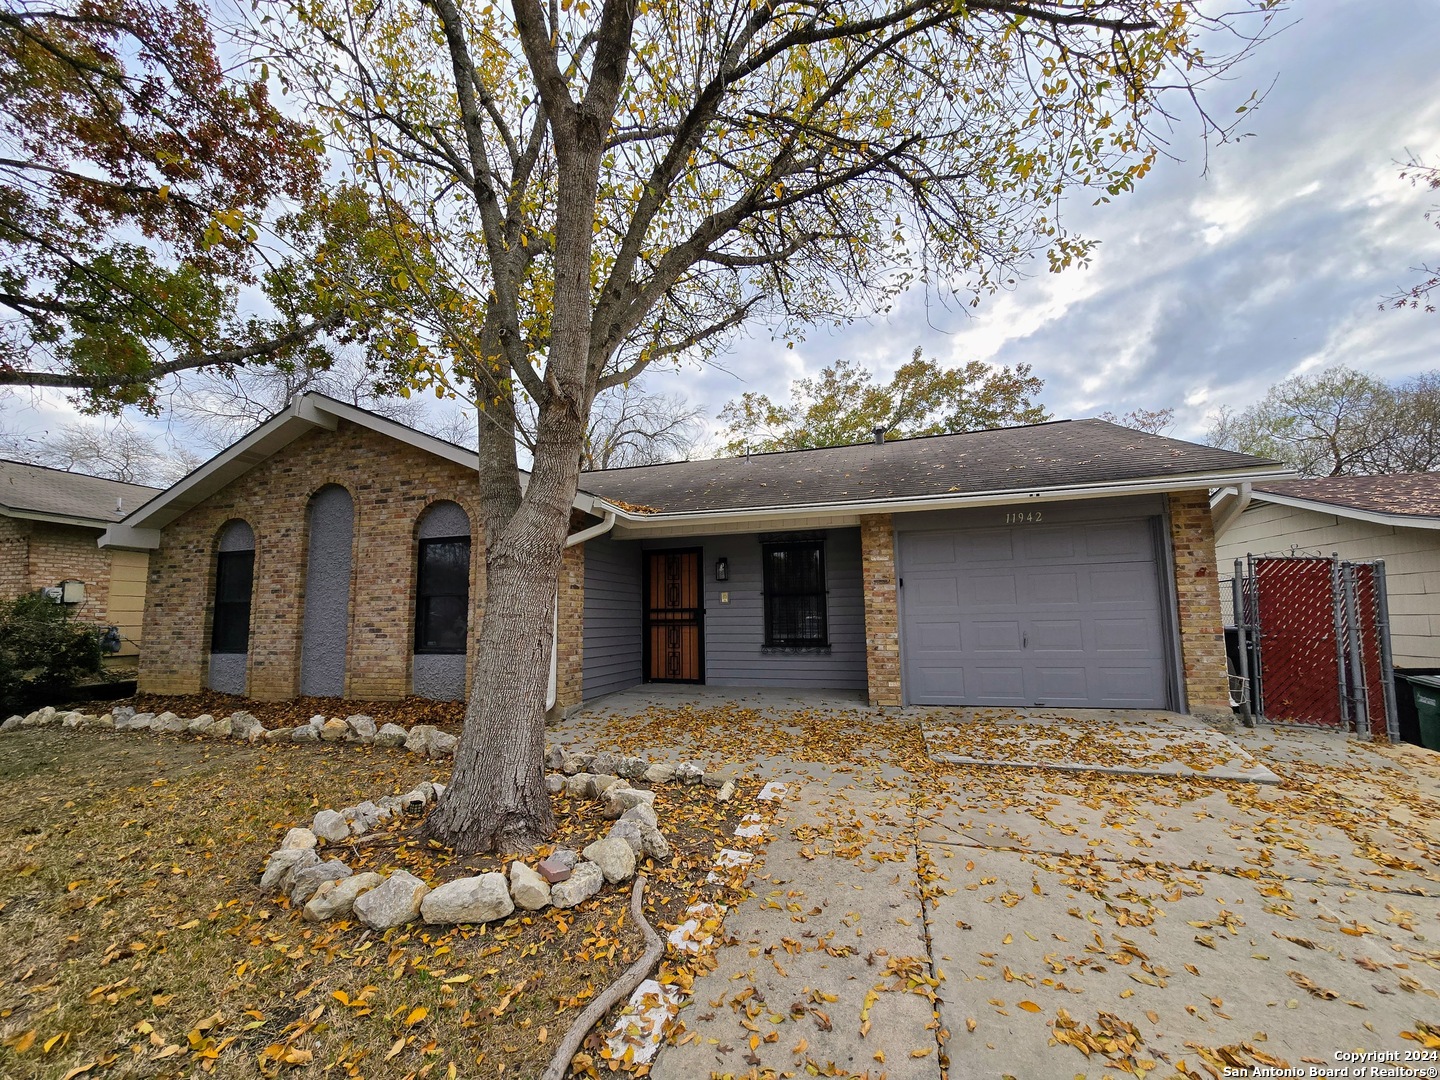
[1405,675,1440,751]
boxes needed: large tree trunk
[425,389,590,853]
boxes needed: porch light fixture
[715,557,729,582]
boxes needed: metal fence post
[1373,560,1400,742]
[1232,559,1254,726]
[1330,556,1352,731]
[1342,561,1369,738]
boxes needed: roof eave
[0,506,111,530]
[592,465,1295,533]
[1247,489,1440,532]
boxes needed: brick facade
[554,542,585,713]
[139,420,485,700]
[860,514,901,707]
[1167,490,1231,713]
[0,514,144,657]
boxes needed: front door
[644,549,704,682]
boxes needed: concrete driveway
[559,689,1440,1079]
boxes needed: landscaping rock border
[254,740,746,935]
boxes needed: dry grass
[0,729,749,1080]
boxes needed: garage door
[899,519,1170,708]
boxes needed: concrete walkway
[555,688,1440,1079]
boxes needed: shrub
[0,593,103,710]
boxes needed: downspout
[547,510,617,712]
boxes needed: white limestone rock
[602,785,656,817]
[344,714,376,742]
[607,819,644,857]
[304,871,382,922]
[420,873,514,925]
[187,714,215,735]
[675,761,705,785]
[319,718,348,742]
[260,847,320,893]
[312,809,350,843]
[229,712,264,742]
[291,725,320,744]
[373,723,408,748]
[582,838,636,884]
[353,871,429,930]
[549,861,604,908]
[508,862,551,911]
[282,827,317,851]
[289,860,352,904]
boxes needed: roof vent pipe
[872,427,886,445]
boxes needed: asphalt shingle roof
[0,459,162,524]
[1256,473,1440,519]
[578,419,1277,515]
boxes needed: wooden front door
[644,549,704,683]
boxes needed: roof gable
[100,394,557,548]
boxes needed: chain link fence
[1224,554,1398,740]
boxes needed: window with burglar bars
[211,549,254,654]
[415,536,471,654]
[762,540,827,647]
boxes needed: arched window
[415,501,471,654]
[210,520,254,694]
[300,486,354,696]
[413,501,471,701]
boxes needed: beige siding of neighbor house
[1216,502,1440,667]
[106,549,149,659]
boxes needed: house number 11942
[1004,511,1043,524]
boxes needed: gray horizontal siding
[583,536,644,698]
[643,529,867,690]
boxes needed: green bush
[0,593,104,710]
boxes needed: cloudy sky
[5,0,1440,462]
[687,0,1440,443]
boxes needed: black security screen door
[644,549,703,682]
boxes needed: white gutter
[1243,490,1440,532]
[1209,482,1254,536]
[587,467,1296,533]
[547,511,617,712]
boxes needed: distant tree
[170,344,435,451]
[578,381,704,470]
[27,422,196,485]
[1098,407,1175,435]
[1385,154,1440,313]
[719,350,1049,454]
[0,0,338,410]
[1206,366,1440,476]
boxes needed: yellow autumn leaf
[332,990,350,1006]
[1002,933,1013,945]
[385,1037,406,1061]
[911,1047,932,1057]
[966,1018,977,1032]
[405,1007,428,1026]
[44,1032,67,1054]
[874,1049,885,1062]
[0,1030,42,1061]
[1017,1001,1042,1013]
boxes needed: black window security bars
[762,540,827,647]
[211,549,254,654]
[415,536,470,654]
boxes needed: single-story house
[1,459,159,663]
[1214,474,1440,668]
[101,393,1288,714]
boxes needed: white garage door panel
[900,518,1170,708]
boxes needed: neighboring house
[0,459,160,663]
[102,393,1287,714]
[1214,474,1440,668]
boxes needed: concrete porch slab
[922,708,1280,784]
